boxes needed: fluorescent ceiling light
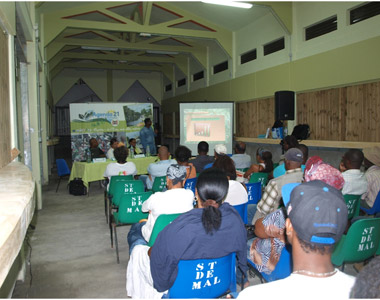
[201,0,252,9]
[146,50,179,55]
[139,33,152,37]
[81,46,119,51]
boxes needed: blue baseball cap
[282,180,347,245]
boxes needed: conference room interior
[1,1,380,298]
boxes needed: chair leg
[104,191,108,223]
[56,177,61,193]
[114,225,120,264]
[110,220,114,248]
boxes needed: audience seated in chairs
[304,156,344,190]
[238,181,355,299]
[231,142,252,169]
[203,144,228,170]
[126,168,248,298]
[173,145,197,180]
[139,146,176,190]
[361,146,380,209]
[339,149,367,196]
[127,165,194,255]
[244,147,274,181]
[103,146,137,188]
[190,141,215,174]
[213,155,248,206]
[250,148,304,224]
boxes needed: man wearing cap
[203,143,227,170]
[127,165,194,255]
[361,146,380,208]
[250,148,304,224]
[231,142,251,169]
[239,181,355,299]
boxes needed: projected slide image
[185,113,225,142]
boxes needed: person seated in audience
[304,156,344,190]
[89,137,106,159]
[126,168,248,298]
[277,135,299,165]
[139,146,177,190]
[127,164,194,255]
[250,148,304,224]
[173,145,196,180]
[350,256,380,298]
[103,146,137,187]
[203,144,227,170]
[231,142,252,169]
[273,143,308,178]
[244,147,274,180]
[339,149,367,195]
[106,137,119,160]
[128,138,142,155]
[239,180,355,299]
[190,141,214,173]
[213,155,248,206]
[361,146,380,209]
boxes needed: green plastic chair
[147,213,182,247]
[111,191,152,263]
[104,175,134,223]
[331,218,380,271]
[111,180,144,206]
[273,163,279,169]
[249,172,269,186]
[150,176,167,193]
[343,194,362,220]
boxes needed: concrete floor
[11,175,358,298]
[12,178,132,298]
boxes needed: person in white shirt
[339,149,367,195]
[231,142,251,169]
[140,146,177,190]
[213,155,248,206]
[127,164,194,255]
[238,181,355,300]
[103,146,137,183]
[106,137,119,160]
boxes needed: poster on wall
[70,103,152,161]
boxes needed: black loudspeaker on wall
[275,91,295,120]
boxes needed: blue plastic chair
[233,203,248,224]
[56,159,71,192]
[245,182,262,205]
[248,244,292,283]
[248,245,293,283]
[165,253,237,298]
[184,177,197,194]
[361,191,380,215]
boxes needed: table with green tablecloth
[69,156,158,189]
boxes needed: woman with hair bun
[126,168,248,298]
[244,147,274,180]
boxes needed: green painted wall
[0,2,15,34]
[162,36,380,113]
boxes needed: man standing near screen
[139,118,156,155]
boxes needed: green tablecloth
[69,157,158,188]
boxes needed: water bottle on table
[146,145,150,157]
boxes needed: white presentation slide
[179,102,234,155]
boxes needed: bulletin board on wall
[0,30,11,169]
[69,103,153,161]
[236,97,275,139]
